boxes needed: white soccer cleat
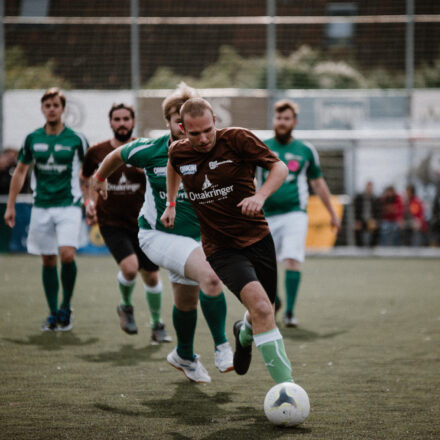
[167,347,211,383]
[284,313,298,328]
[214,342,234,373]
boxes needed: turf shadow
[2,332,99,352]
[280,327,347,342]
[78,343,162,366]
[139,381,311,439]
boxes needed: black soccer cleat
[233,320,252,375]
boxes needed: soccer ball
[264,382,310,427]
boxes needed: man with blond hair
[92,83,233,383]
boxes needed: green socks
[144,280,163,328]
[60,260,77,309]
[117,271,136,306]
[173,306,197,361]
[199,290,227,348]
[254,328,293,384]
[42,265,59,315]
[285,270,301,315]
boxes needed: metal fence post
[266,0,276,129]
[131,0,140,136]
[0,0,5,151]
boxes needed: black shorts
[99,225,159,271]
[207,233,277,304]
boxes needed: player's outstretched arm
[160,160,181,228]
[4,162,30,228]
[92,147,125,200]
[310,177,341,231]
[238,161,288,217]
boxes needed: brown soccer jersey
[169,127,279,257]
[82,140,145,229]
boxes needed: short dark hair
[41,87,66,108]
[180,98,214,125]
[108,103,135,120]
[274,99,299,118]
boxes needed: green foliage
[144,44,440,90]
[6,46,72,90]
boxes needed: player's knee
[200,272,222,296]
[59,249,75,263]
[250,298,273,323]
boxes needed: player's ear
[179,123,185,133]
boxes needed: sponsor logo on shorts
[180,164,197,175]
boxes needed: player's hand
[85,200,97,226]
[4,206,15,228]
[160,206,176,228]
[330,214,341,233]
[237,194,265,217]
[92,174,108,200]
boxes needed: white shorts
[27,206,82,255]
[266,211,308,263]
[138,229,200,286]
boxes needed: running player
[92,83,233,383]
[4,87,88,331]
[81,103,171,343]
[162,97,296,385]
[263,99,340,327]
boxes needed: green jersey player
[4,88,89,331]
[92,83,233,383]
[263,99,340,327]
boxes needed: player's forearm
[95,148,124,180]
[166,161,181,203]
[256,161,288,201]
[6,163,28,209]
[311,178,338,218]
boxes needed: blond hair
[162,82,199,121]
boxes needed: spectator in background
[379,185,404,246]
[0,148,31,195]
[430,183,440,246]
[402,184,428,247]
[353,181,381,247]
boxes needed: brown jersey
[82,139,145,230]
[169,127,280,257]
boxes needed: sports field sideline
[1,254,439,439]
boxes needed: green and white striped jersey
[120,134,201,239]
[18,126,88,208]
[262,137,322,216]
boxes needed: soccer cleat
[41,314,58,332]
[167,347,211,383]
[214,341,234,373]
[233,320,252,375]
[56,307,74,332]
[117,304,138,334]
[284,312,298,328]
[151,322,172,344]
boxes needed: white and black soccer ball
[264,382,310,427]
